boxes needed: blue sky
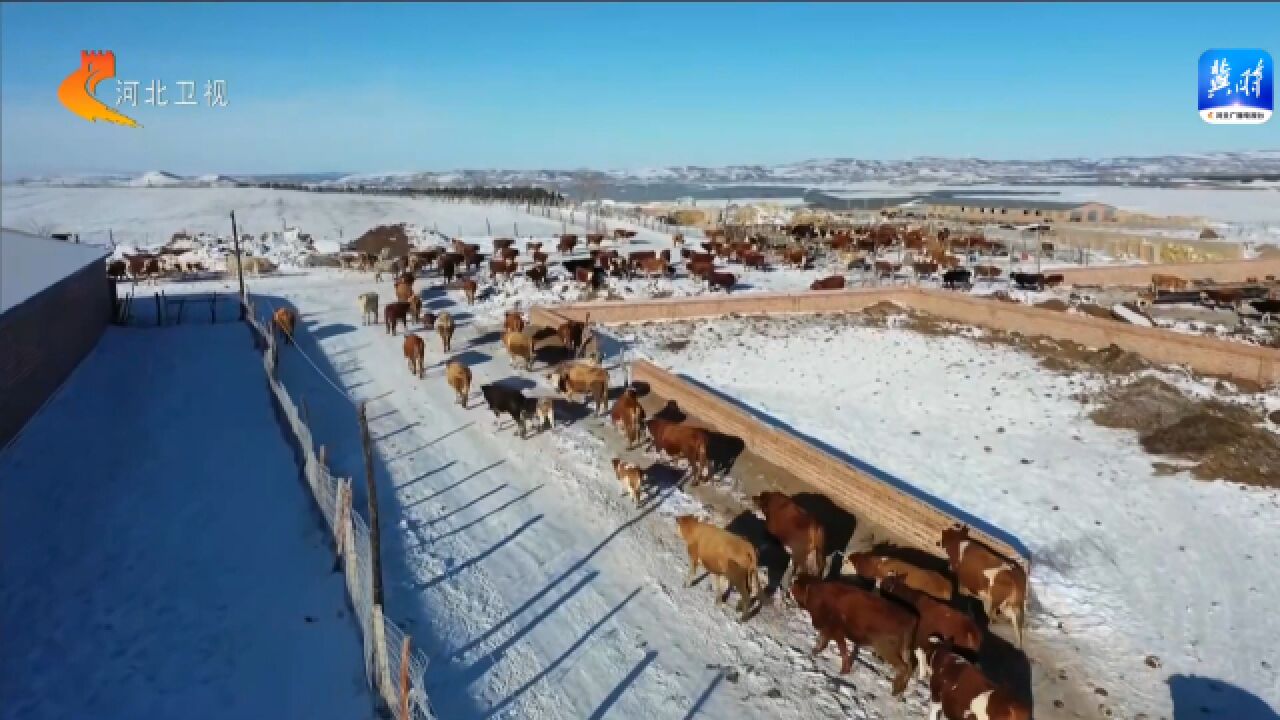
[2,2,1278,177]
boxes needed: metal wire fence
[244,300,436,720]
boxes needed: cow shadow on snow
[306,322,356,341]
[245,292,487,720]
[1169,675,1278,720]
[468,330,503,348]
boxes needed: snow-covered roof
[1,228,109,313]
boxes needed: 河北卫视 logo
[58,50,140,127]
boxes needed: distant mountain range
[10,151,1280,192]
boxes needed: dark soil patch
[1091,377,1280,488]
[1073,303,1114,321]
[1035,299,1069,312]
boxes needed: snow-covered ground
[0,187,616,251]
[137,270,974,720]
[621,313,1280,719]
[0,323,372,720]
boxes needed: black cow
[942,268,972,290]
[561,257,597,275]
[1011,272,1046,291]
[480,383,531,438]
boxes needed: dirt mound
[1093,377,1280,487]
[351,223,411,258]
[1090,376,1191,433]
[1035,299,1069,312]
[861,300,907,318]
[1090,344,1150,374]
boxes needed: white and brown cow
[939,525,1028,647]
[922,636,1030,720]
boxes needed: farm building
[0,228,112,447]
[923,198,1118,224]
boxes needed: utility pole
[230,211,246,319]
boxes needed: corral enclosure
[614,309,1280,717]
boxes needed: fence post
[372,604,394,713]
[399,635,412,720]
[332,475,348,572]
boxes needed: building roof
[925,197,1107,211]
[1,228,109,313]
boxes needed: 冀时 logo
[1199,48,1272,125]
[58,50,140,127]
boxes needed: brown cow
[502,330,534,371]
[532,251,549,265]
[398,272,415,288]
[527,241,543,253]
[504,311,525,334]
[546,362,608,415]
[558,235,578,253]
[461,278,477,305]
[436,312,455,352]
[844,552,952,601]
[609,386,647,448]
[788,575,916,695]
[688,260,715,280]
[446,360,472,407]
[557,320,586,353]
[439,258,458,284]
[499,246,519,261]
[742,251,767,270]
[384,301,410,335]
[674,515,761,622]
[407,294,423,324]
[526,264,549,288]
[1151,273,1188,292]
[611,457,646,506]
[672,233,685,247]
[273,307,297,345]
[706,271,736,293]
[637,257,669,278]
[403,334,425,378]
[939,525,1027,647]
[493,238,515,251]
[490,259,516,281]
[879,576,981,674]
[395,281,414,303]
[784,247,807,269]
[1043,273,1065,288]
[1201,288,1244,308]
[646,417,710,483]
[922,636,1031,720]
[810,275,846,291]
[752,492,826,588]
[628,250,657,263]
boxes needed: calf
[530,396,556,432]
[646,417,710,484]
[939,525,1028,647]
[445,360,471,407]
[357,292,379,325]
[706,271,736,293]
[672,233,685,247]
[546,362,609,415]
[502,330,534,371]
[504,311,525,334]
[611,457,646,506]
[941,268,971,290]
[844,552,952,601]
[436,312,455,352]
[1202,288,1244,309]
[753,491,826,589]
[674,515,761,622]
[1010,272,1045,291]
[384,301,411,335]
[461,278,477,305]
[526,264,549,288]
[609,386,647,448]
[879,576,981,674]
[637,256,670,278]
[407,294,424,324]
[557,320,586,353]
[403,334,426,378]
[788,575,916,695]
[922,636,1030,720]
[273,307,297,345]
[810,275,846,291]
[479,383,532,438]
[395,281,414,303]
